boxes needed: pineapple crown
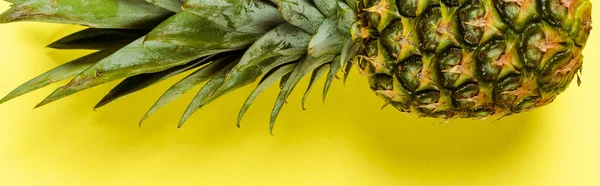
[0,0,363,134]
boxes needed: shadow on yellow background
[1,2,599,186]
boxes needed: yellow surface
[1,2,599,186]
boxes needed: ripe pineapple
[0,0,592,132]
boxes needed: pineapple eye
[398,0,419,17]
[519,23,547,69]
[458,0,486,46]
[540,0,572,26]
[539,51,579,90]
[471,106,496,118]
[417,6,444,53]
[412,90,441,113]
[513,96,542,113]
[442,0,461,7]
[494,0,523,25]
[477,40,507,81]
[370,74,395,91]
[396,56,424,92]
[453,83,480,109]
[494,74,523,107]
[437,47,463,87]
[493,0,540,31]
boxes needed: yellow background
[1,2,599,186]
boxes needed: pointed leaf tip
[302,64,330,110]
[94,56,212,109]
[323,56,342,102]
[236,64,295,127]
[0,49,117,105]
[178,58,241,128]
[140,54,231,124]
[269,55,334,134]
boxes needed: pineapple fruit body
[358,0,592,119]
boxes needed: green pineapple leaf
[145,0,185,12]
[0,0,172,29]
[175,23,311,127]
[184,0,283,34]
[94,56,214,109]
[302,63,330,110]
[274,0,326,34]
[35,37,223,108]
[0,49,118,104]
[279,73,292,89]
[323,56,342,102]
[237,63,296,127]
[308,17,345,57]
[315,0,338,17]
[178,55,302,128]
[145,11,266,50]
[140,54,238,124]
[48,28,147,50]
[270,54,335,134]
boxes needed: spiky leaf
[145,10,272,49]
[184,0,283,34]
[178,55,302,127]
[308,17,345,57]
[140,54,238,123]
[302,63,330,109]
[0,49,117,104]
[0,0,172,29]
[270,54,335,133]
[94,56,214,109]
[145,0,185,12]
[48,28,147,50]
[274,0,326,34]
[323,56,342,101]
[237,63,296,127]
[35,37,225,107]
[315,0,338,17]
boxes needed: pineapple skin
[357,0,593,119]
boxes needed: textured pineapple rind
[358,0,592,119]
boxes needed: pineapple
[0,0,592,132]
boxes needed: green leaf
[308,17,344,57]
[178,54,302,128]
[0,49,118,104]
[236,63,295,127]
[94,56,215,109]
[340,37,360,69]
[343,62,353,85]
[270,54,335,134]
[336,1,357,35]
[145,0,185,12]
[175,23,310,127]
[302,63,330,110]
[0,0,173,29]
[344,0,358,12]
[238,24,311,69]
[176,59,239,128]
[140,54,238,124]
[48,28,147,50]
[35,37,225,108]
[145,11,266,49]
[184,0,283,34]
[315,0,337,17]
[279,72,291,89]
[274,0,325,34]
[323,56,341,102]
